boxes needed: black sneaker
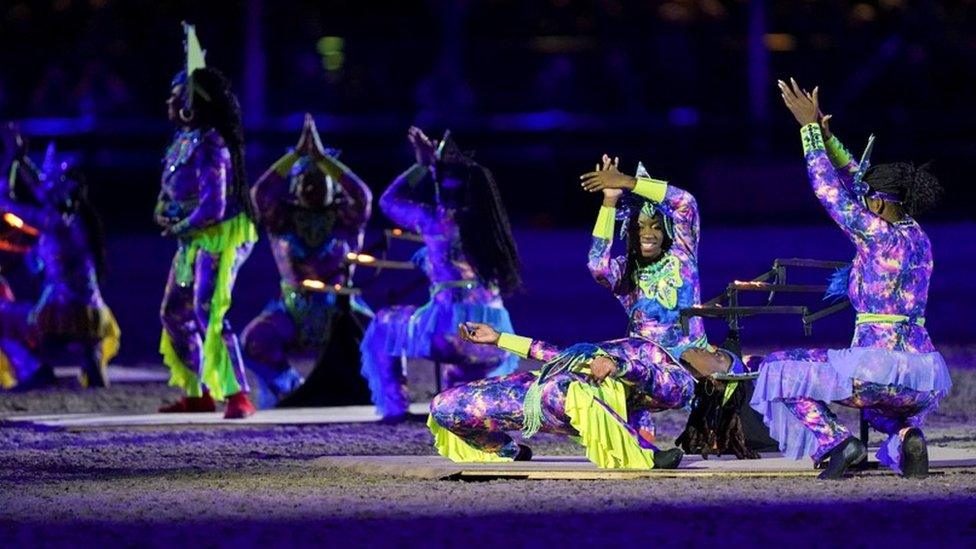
[900,428,928,479]
[818,437,867,480]
[514,444,533,461]
[654,448,684,469]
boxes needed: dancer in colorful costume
[428,156,725,468]
[750,79,950,479]
[0,124,120,388]
[156,24,258,418]
[243,114,373,408]
[360,126,522,421]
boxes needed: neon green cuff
[824,135,853,167]
[497,333,532,358]
[633,177,667,202]
[592,206,616,239]
[272,151,300,177]
[801,123,825,155]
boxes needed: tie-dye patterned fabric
[430,339,697,457]
[751,124,951,472]
[587,183,705,357]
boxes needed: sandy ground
[2,362,975,547]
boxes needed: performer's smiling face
[166,85,183,123]
[637,213,665,259]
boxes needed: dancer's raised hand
[580,154,634,195]
[407,126,437,167]
[296,113,326,158]
[458,322,500,345]
[777,77,820,127]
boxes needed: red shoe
[223,392,256,419]
[158,394,217,413]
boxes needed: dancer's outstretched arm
[779,78,887,244]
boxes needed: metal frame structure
[680,257,871,447]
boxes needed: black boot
[818,437,867,480]
[900,428,928,479]
[654,447,684,469]
[514,444,533,461]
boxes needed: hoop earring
[178,108,194,124]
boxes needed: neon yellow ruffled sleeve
[633,177,668,203]
[497,333,532,359]
[272,151,300,177]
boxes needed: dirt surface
[2,365,975,547]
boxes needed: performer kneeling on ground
[0,126,120,389]
[360,127,521,422]
[428,158,726,468]
[751,79,950,479]
[156,25,259,418]
[243,114,373,408]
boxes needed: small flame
[301,279,326,290]
[333,284,342,291]
[356,253,376,264]
[3,213,24,229]
[392,228,403,236]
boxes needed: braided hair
[863,162,943,217]
[454,163,523,296]
[617,197,673,295]
[188,67,253,220]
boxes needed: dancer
[0,125,120,388]
[428,157,721,467]
[242,114,373,408]
[360,127,521,421]
[751,79,951,479]
[156,24,258,418]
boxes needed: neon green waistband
[855,313,925,327]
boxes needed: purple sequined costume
[360,164,518,417]
[242,151,373,407]
[430,178,705,458]
[157,128,257,400]
[751,124,951,473]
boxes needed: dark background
[0,0,973,361]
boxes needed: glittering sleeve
[801,123,886,242]
[379,164,436,233]
[251,151,297,230]
[587,206,625,292]
[182,130,230,231]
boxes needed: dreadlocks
[863,162,943,217]
[189,67,253,221]
[455,164,522,296]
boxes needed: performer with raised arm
[360,127,522,422]
[156,25,259,418]
[0,124,120,389]
[242,114,373,408]
[751,79,950,479]
[427,156,737,468]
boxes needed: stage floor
[312,448,976,480]
[1,403,431,428]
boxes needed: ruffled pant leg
[780,398,852,463]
